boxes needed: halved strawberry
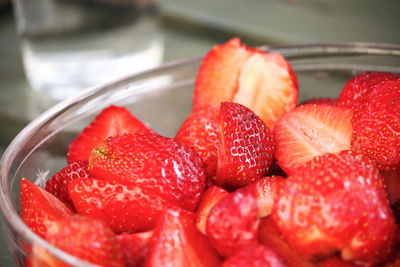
[88,132,206,212]
[337,71,400,110]
[206,186,259,257]
[69,178,169,233]
[193,38,298,130]
[216,102,275,188]
[145,207,221,267]
[274,104,353,175]
[253,175,285,218]
[117,230,153,267]
[222,244,287,267]
[300,97,337,106]
[195,185,229,234]
[272,151,397,265]
[20,178,74,238]
[67,105,154,164]
[258,216,315,267]
[44,215,125,267]
[175,103,220,181]
[351,80,400,171]
[45,160,91,207]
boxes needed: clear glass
[12,0,163,100]
[1,43,400,266]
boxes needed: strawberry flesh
[67,105,154,164]
[20,178,74,238]
[252,175,285,218]
[274,104,353,175]
[117,230,153,267]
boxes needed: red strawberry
[67,105,153,164]
[337,71,400,110]
[45,160,91,207]
[195,185,229,234]
[193,38,298,130]
[20,178,74,238]
[216,102,275,188]
[351,80,400,171]
[206,186,259,257]
[300,97,337,106]
[318,256,358,267]
[253,176,285,218]
[69,178,169,233]
[88,132,206,212]
[222,244,287,267]
[272,151,397,265]
[175,103,220,181]
[382,168,400,205]
[258,216,315,267]
[145,207,221,267]
[44,215,125,267]
[274,104,353,175]
[117,230,153,267]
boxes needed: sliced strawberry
[300,97,337,106]
[67,105,154,164]
[175,103,220,181]
[193,38,253,109]
[272,151,397,265]
[216,102,275,188]
[337,71,400,110]
[274,104,353,175]
[351,80,400,171]
[44,215,125,267]
[258,216,315,267]
[117,230,153,267]
[20,178,74,238]
[253,175,285,218]
[145,207,221,267]
[195,185,229,234]
[222,244,287,267]
[206,186,259,257]
[45,160,91,207]
[88,132,206,212]
[69,178,168,233]
[233,50,298,130]
[193,38,298,130]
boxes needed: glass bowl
[1,43,400,266]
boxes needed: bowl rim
[1,42,400,266]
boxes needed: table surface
[0,0,399,265]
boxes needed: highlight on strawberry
[18,38,400,267]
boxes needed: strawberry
[193,38,298,130]
[67,105,154,164]
[195,185,229,234]
[145,207,221,267]
[88,132,206,212]
[351,80,400,171]
[20,178,74,238]
[272,151,397,265]
[258,216,315,267]
[216,102,275,188]
[206,186,259,257]
[274,104,353,175]
[222,244,287,267]
[337,71,400,110]
[69,178,169,233]
[318,256,358,267]
[44,215,125,267]
[300,97,337,106]
[117,230,153,267]
[253,176,285,218]
[382,168,400,205]
[175,103,220,181]
[45,160,91,207]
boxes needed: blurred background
[0,0,399,263]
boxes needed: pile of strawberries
[20,38,400,267]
